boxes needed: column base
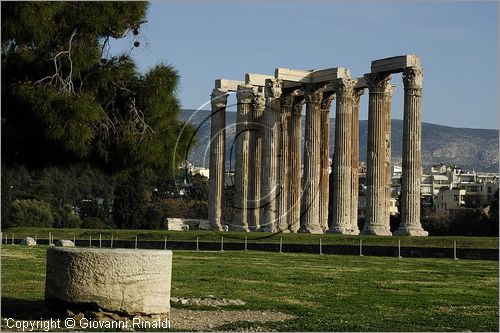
[259,224,276,233]
[393,227,428,236]
[231,226,250,232]
[350,228,360,235]
[298,226,324,234]
[327,226,351,235]
[361,226,392,236]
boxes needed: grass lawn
[1,244,498,331]
[3,227,499,249]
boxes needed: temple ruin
[208,55,428,236]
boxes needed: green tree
[113,171,147,229]
[8,199,54,228]
[1,1,194,173]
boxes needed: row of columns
[208,66,427,236]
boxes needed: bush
[53,204,82,228]
[81,217,109,229]
[421,216,451,236]
[7,199,53,228]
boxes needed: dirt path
[170,308,294,331]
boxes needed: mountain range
[179,110,499,173]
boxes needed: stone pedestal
[362,73,392,236]
[350,89,364,235]
[248,89,265,231]
[319,92,335,232]
[208,88,227,231]
[300,85,325,234]
[329,79,356,234]
[394,67,428,236]
[260,79,282,232]
[289,92,305,232]
[45,247,172,315]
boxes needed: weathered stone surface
[45,247,172,315]
[362,73,392,236]
[395,66,428,236]
[371,54,420,74]
[208,87,228,231]
[260,79,282,232]
[300,84,325,234]
[329,78,356,234]
[55,239,75,247]
[20,237,36,246]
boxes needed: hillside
[179,110,499,173]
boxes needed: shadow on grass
[1,298,53,320]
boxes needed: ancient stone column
[329,79,356,234]
[233,84,253,231]
[362,73,392,235]
[300,84,325,234]
[350,88,365,235]
[288,92,305,232]
[384,84,395,225]
[260,79,282,232]
[248,88,265,231]
[394,67,428,236]
[319,91,335,232]
[277,90,295,232]
[208,88,228,231]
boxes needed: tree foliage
[1,1,194,173]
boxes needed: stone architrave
[208,88,228,231]
[394,67,428,236]
[362,73,392,235]
[260,79,282,232]
[319,91,335,231]
[234,84,254,232]
[351,88,365,234]
[300,84,325,234]
[328,78,356,234]
[384,84,396,224]
[248,88,265,231]
[288,92,306,232]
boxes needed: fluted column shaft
[350,89,364,234]
[261,79,282,232]
[384,85,395,223]
[248,88,265,231]
[319,92,335,232]
[288,93,305,232]
[277,91,295,232]
[329,79,356,234]
[300,85,325,234]
[362,73,392,235]
[395,67,428,236]
[208,88,228,231]
[234,84,253,231]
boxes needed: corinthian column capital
[236,84,254,104]
[320,91,336,112]
[402,66,423,89]
[265,79,283,99]
[291,93,306,115]
[364,73,392,93]
[252,89,265,111]
[353,88,365,104]
[305,84,326,104]
[332,78,357,97]
[211,88,228,108]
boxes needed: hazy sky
[110,0,499,129]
